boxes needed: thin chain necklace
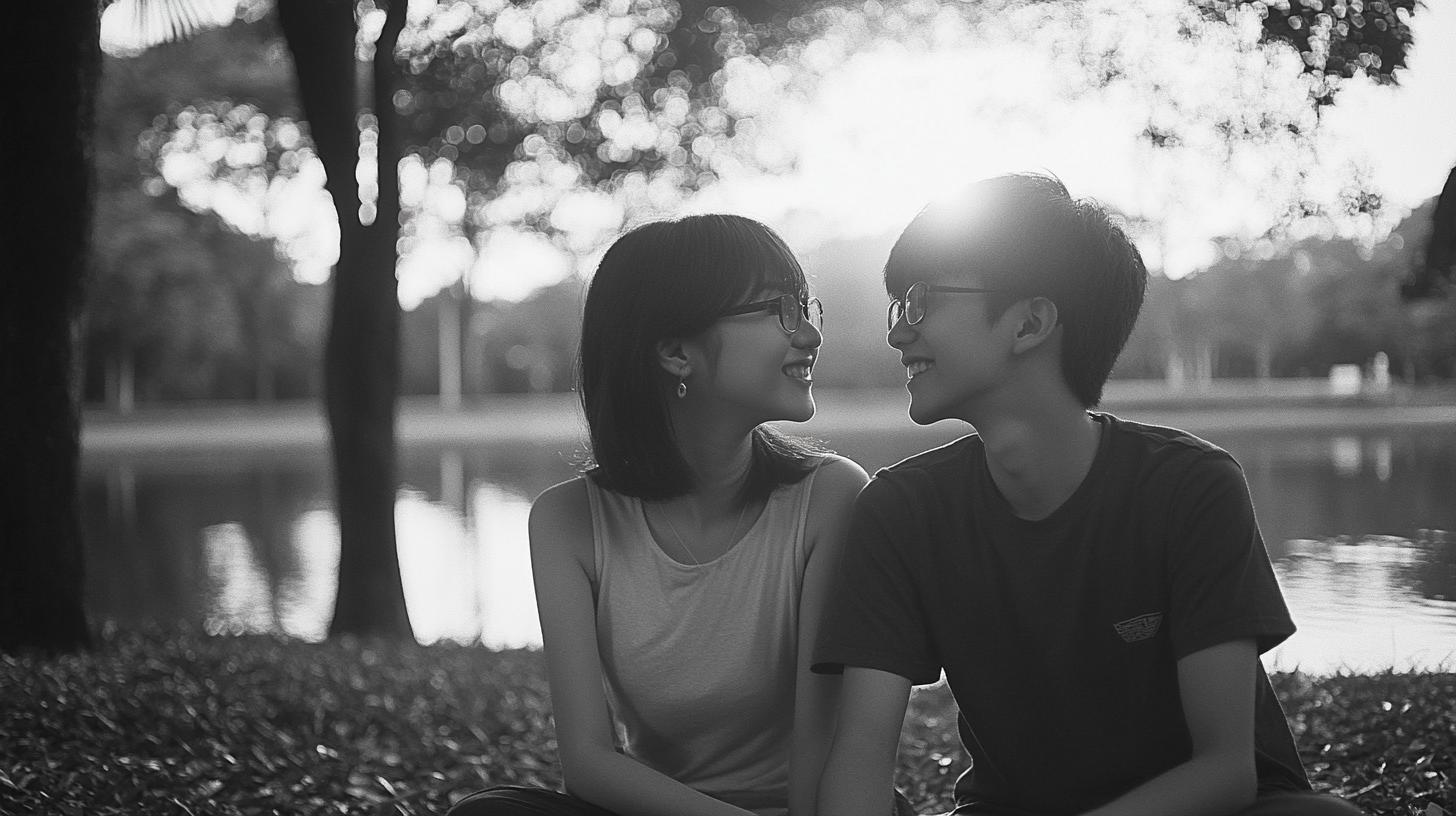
[656,499,750,566]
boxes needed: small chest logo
[1113,613,1163,643]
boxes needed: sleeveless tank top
[584,463,825,816]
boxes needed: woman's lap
[445,786,622,816]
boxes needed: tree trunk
[439,282,462,411]
[106,348,137,415]
[0,1,98,653]
[278,0,412,639]
[1255,339,1272,381]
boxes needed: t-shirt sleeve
[810,477,941,685]
[1167,453,1296,659]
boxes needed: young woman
[447,214,869,816]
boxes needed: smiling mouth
[906,361,934,379]
[784,363,814,383]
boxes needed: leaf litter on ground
[1,625,1451,815]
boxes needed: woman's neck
[665,407,757,515]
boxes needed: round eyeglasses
[887,281,1009,331]
[721,293,824,334]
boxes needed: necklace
[656,499,750,566]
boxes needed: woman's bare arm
[789,457,870,816]
[529,479,757,816]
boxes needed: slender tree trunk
[439,282,463,411]
[106,348,137,414]
[278,0,412,639]
[1255,339,1272,381]
[0,1,98,653]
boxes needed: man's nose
[887,313,916,348]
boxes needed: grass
[2,626,1452,816]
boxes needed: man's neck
[971,397,1101,522]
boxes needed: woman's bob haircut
[579,213,825,501]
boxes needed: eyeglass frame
[720,293,824,334]
[887,281,1014,331]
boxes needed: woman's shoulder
[533,474,592,510]
[797,454,868,519]
[809,453,870,494]
[798,455,869,560]
[529,477,595,555]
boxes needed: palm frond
[102,0,240,51]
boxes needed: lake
[79,397,1456,675]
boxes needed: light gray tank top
[584,464,825,816]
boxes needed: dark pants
[944,791,1363,816]
[444,786,919,816]
[446,787,1357,816]
[1231,792,1365,816]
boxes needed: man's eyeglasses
[721,293,824,334]
[887,281,1010,331]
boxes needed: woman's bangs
[693,221,807,309]
[741,229,808,301]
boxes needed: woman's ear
[656,338,692,378]
[1010,296,1060,355]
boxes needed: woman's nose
[792,317,823,349]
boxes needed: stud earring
[677,377,687,398]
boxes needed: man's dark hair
[885,173,1148,407]
[579,213,824,501]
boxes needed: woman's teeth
[785,364,813,382]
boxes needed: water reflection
[281,509,338,641]
[202,522,275,635]
[1264,534,1456,673]
[81,427,1456,674]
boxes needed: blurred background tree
[87,17,322,408]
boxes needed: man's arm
[1082,639,1259,816]
[817,667,913,816]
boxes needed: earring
[677,377,687,399]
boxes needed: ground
[2,627,1452,816]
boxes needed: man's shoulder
[1099,412,1237,468]
[1097,414,1256,528]
[852,434,980,515]
[869,433,980,483]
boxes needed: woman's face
[685,286,823,428]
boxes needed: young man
[813,175,1361,816]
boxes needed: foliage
[396,0,755,250]
[1201,0,1417,105]
[87,16,324,403]
[1117,200,1456,382]
[400,278,587,397]
[83,0,1445,406]
[86,192,327,402]
[1,628,1452,815]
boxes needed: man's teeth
[907,361,933,378]
[785,364,813,381]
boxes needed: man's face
[886,266,1015,425]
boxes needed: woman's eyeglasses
[887,281,1009,331]
[721,294,824,335]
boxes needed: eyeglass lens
[887,282,927,331]
[780,294,824,333]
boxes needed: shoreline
[81,382,1456,454]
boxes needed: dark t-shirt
[813,413,1310,816]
